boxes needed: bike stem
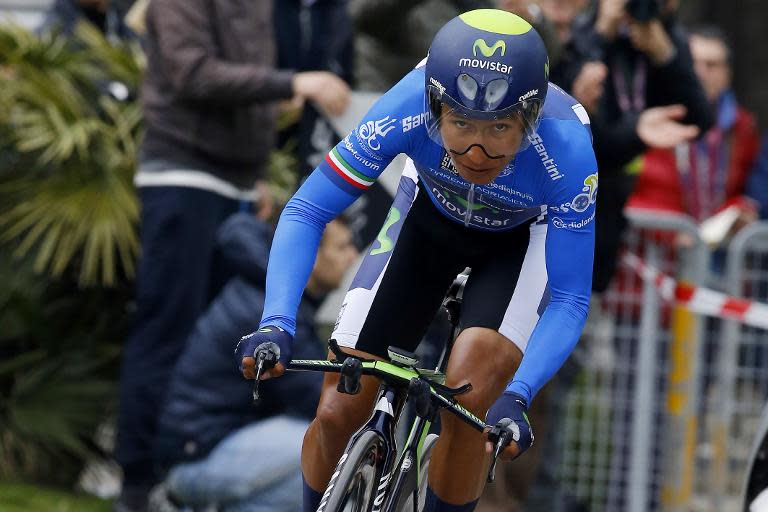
[435,268,469,373]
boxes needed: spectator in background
[747,136,768,219]
[570,0,713,292]
[274,0,355,178]
[113,0,350,510]
[151,215,358,512]
[537,0,606,105]
[350,0,492,92]
[494,0,571,78]
[628,26,761,242]
[38,0,136,41]
[38,0,140,103]
[536,0,587,44]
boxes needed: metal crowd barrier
[557,210,768,512]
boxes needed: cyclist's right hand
[485,392,534,461]
[235,326,293,380]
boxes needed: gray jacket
[141,0,294,187]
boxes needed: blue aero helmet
[425,9,550,156]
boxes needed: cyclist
[237,9,597,511]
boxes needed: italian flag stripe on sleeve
[326,147,376,190]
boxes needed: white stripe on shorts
[498,222,549,353]
[332,160,420,349]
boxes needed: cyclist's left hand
[484,392,534,461]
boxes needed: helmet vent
[457,73,478,103]
[484,79,509,110]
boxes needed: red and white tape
[622,251,768,330]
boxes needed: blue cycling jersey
[260,66,598,404]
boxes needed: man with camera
[571,0,713,292]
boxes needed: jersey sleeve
[506,118,598,404]
[259,69,425,335]
[320,68,425,196]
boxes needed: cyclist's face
[439,106,524,185]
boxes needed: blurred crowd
[30,0,768,511]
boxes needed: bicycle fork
[382,410,432,512]
[369,387,406,512]
[317,385,405,512]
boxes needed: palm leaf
[0,22,142,286]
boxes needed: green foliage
[0,249,127,484]
[0,23,137,484]
[0,22,143,287]
[0,18,303,487]
[0,482,110,512]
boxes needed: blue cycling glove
[235,326,293,371]
[486,391,534,459]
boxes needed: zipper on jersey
[464,184,475,226]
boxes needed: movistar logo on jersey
[473,38,506,58]
[432,188,513,228]
[452,192,499,213]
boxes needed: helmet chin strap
[449,144,506,160]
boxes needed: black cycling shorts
[331,159,550,358]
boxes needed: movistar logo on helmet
[473,39,506,58]
[458,58,512,74]
[463,38,511,73]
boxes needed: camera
[625,0,660,21]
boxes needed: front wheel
[318,430,388,512]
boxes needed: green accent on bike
[362,360,419,381]
[290,359,343,369]
[459,9,531,35]
[416,369,446,385]
[416,422,432,484]
[473,39,506,58]
[430,390,484,426]
[370,207,401,256]
[545,59,550,79]
[258,327,271,333]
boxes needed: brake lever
[487,431,508,483]
[252,345,279,404]
[486,418,513,483]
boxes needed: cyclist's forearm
[507,224,592,404]
[260,168,359,334]
[506,302,587,404]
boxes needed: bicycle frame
[252,270,503,511]
[288,357,487,512]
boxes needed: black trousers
[115,185,241,487]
